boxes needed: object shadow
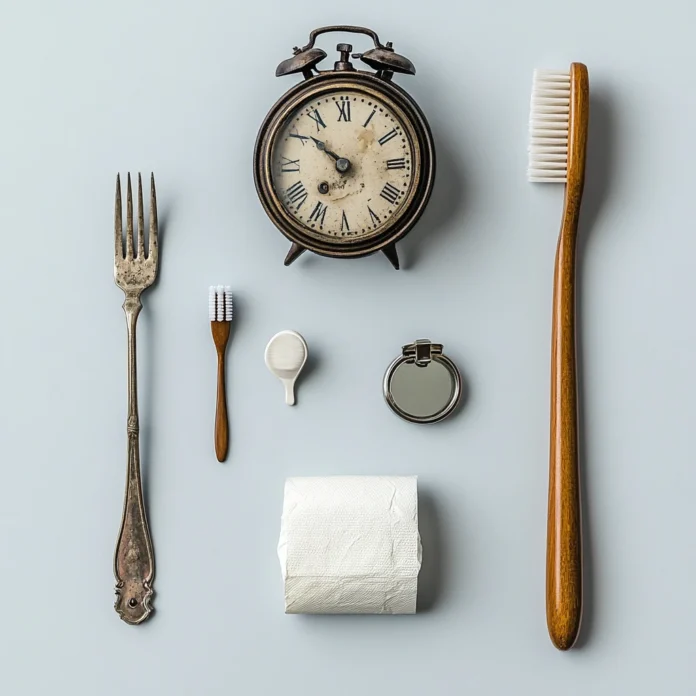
[300,340,322,388]
[447,363,470,423]
[399,129,468,270]
[217,291,247,461]
[574,86,617,649]
[292,336,322,407]
[139,205,170,508]
[417,490,446,612]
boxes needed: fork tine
[137,173,145,259]
[125,173,134,260]
[114,174,123,258]
[149,173,158,260]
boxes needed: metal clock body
[254,26,436,269]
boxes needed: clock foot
[284,243,306,266]
[382,244,400,270]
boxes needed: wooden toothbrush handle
[547,225,582,651]
[215,352,228,462]
[546,62,588,652]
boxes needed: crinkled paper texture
[278,476,422,614]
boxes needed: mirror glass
[388,360,455,420]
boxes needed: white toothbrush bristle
[209,285,233,322]
[528,68,570,183]
[216,285,224,321]
[224,287,233,321]
[208,286,216,321]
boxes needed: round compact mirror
[383,340,462,424]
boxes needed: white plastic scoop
[264,330,308,406]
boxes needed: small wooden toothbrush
[209,285,233,462]
[528,63,589,650]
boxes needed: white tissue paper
[278,476,422,614]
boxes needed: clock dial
[270,90,417,241]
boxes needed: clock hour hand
[310,137,351,174]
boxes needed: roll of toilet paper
[278,476,422,614]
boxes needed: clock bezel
[254,71,435,260]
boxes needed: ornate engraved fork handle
[114,294,155,624]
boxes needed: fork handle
[215,352,229,462]
[114,298,155,624]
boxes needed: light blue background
[1,1,694,694]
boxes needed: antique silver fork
[113,172,158,625]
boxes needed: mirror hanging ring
[383,340,463,424]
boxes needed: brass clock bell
[253,25,436,269]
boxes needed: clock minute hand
[310,137,338,159]
[311,137,351,174]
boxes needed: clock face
[269,89,418,242]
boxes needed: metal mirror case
[383,340,462,424]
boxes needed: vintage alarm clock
[254,25,436,269]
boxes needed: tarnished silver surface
[275,47,327,78]
[358,46,416,76]
[113,173,159,625]
[256,26,435,268]
[274,25,417,81]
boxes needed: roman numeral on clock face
[280,156,300,173]
[336,100,351,122]
[341,210,350,232]
[380,182,401,205]
[307,109,326,131]
[289,128,309,145]
[308,200,328,227]
[363,109,376,128]
[286,181,308,209]
[368,206,381,226]
[386,158,406,170]
[378,128,398,146]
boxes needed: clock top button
[334,44,355,72]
